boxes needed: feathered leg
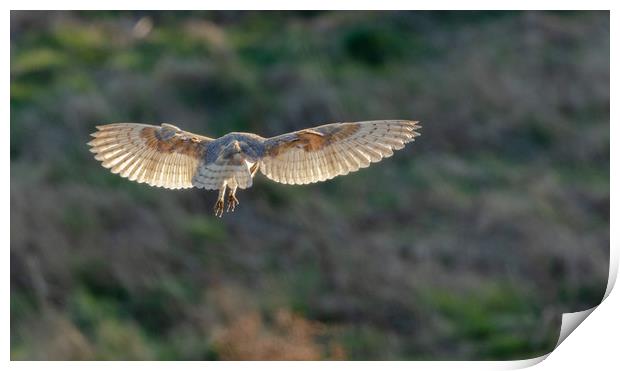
[227,185,239,212]
[213,185,226,217]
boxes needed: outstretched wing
[260,120,421,185]
[88,123,213,189]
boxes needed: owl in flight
[88,120,421,217]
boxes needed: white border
[6,2,617,369]
[3,1,617,10]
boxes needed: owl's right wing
[260,120,421,185]
[88,123,213,189]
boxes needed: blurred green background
[10,10,609,360]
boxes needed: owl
[88,120,421,216]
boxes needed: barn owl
[88,120,421,216]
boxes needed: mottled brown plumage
[88,120,421,216]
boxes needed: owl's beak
[232,140,242,152]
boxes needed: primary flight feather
[88,120,422,216]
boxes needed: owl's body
[204,132,266,164]
[88,120,421,216]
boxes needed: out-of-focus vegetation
[10,11,609,360]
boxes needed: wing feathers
[260,120,420,185]
[90,120,421,191]
[88,123,211,189]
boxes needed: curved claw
[213,199,224,217]
[227,194,239,213]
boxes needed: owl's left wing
[260,120,421,185]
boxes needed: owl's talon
[227,194,239,212]
[214,200,224,217]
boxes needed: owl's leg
[227,185,239,212]
[213,185,226,217]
